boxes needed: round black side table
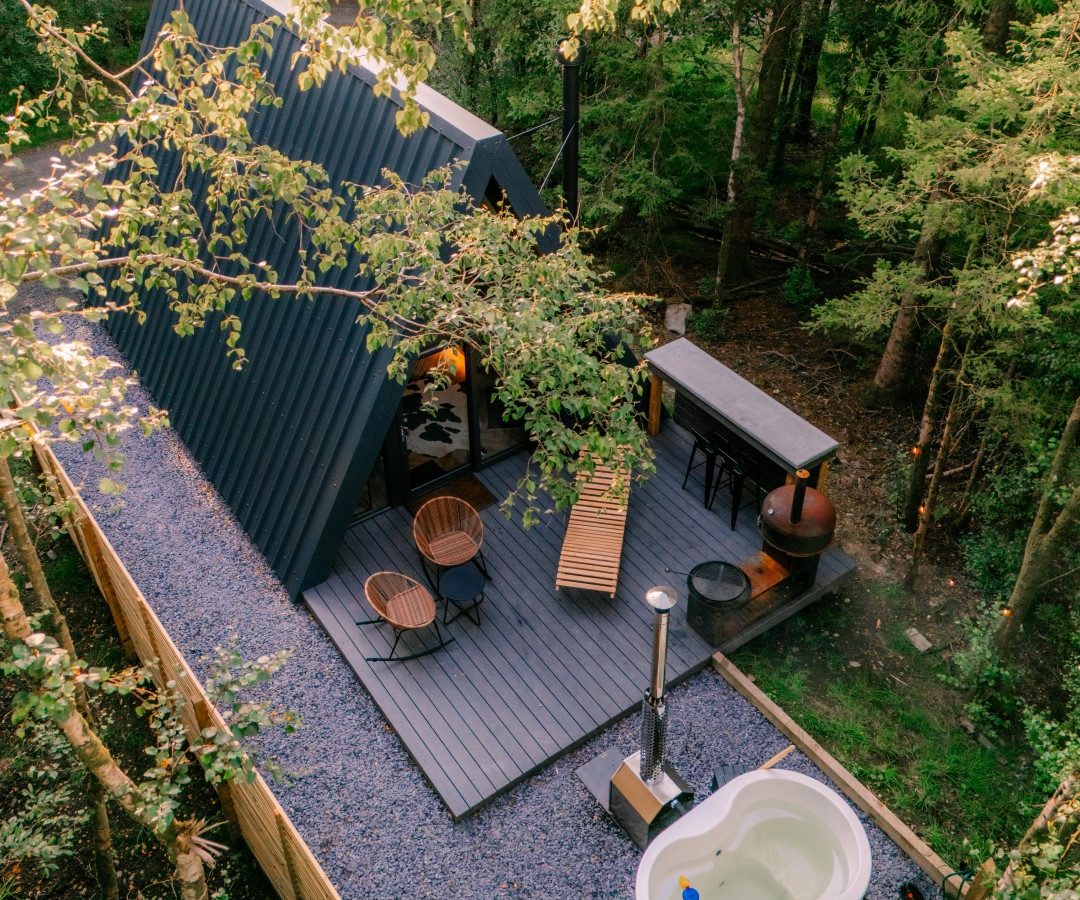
[439,564,486,626]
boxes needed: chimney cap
[645,584,677,612]
[557,39,585,67]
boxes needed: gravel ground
[30,316,944,900]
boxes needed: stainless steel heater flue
[608,585,695,848]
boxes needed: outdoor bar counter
[644,338,839,492]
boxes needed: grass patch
[41,545,91,600]
[873,580,907,603]
[736,646,1042,865]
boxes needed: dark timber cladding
[303,422,857,818]
[106,0,548,597]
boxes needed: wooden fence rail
[31,436,340,900]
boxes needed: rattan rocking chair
[412,496,489,591]
[359,571,454,662]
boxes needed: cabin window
[481,176,509,212]
[354,344,531,515]
[401,345,472,490]
[472,359,527,461]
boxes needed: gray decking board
[302,421,856,818]
[356,506,616,731]
[646,338,839,472]
[478,464,703,677]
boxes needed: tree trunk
[872,187,945,398]
[748,0,799,169]
[718,183,756,286]
[92,780,120,900]
[853,66,886,148]
[725,4,748,209]
[0,548,30,641]
[0,551,208,899]
[716,0,798,287]
[982,0,1016,55]
[175,832,211,900]
[954,430,988,528]
[908,340,970,583]
[714,4,750,293]
[0,457,77,675]
[790,0,830,146]
[874,286,922,397]
[902,313,954,531]
[800,47,854,259]
[955,364,1012,527]
[0,456,120,899]
[779,32,797,110]
[860,81,884,145]
[770,18,800,177]
[995,394,1080,651]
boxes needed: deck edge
[304,575,715,821]
[717,548,858,654]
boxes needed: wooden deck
[302,422,856,819]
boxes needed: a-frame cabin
[107,0,549,596]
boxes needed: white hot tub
[636,769,872,900]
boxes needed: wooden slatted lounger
[555,458,630,598]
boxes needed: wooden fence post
[193,699,243,843]
[138,601,165,684]
[276,810,304,900]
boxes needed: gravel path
[35,317,944,900]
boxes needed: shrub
[947,601,1020,738]
[782,265,822,311]
[961,531,1026,604]
[1025,611,1080,792]
[961,439,1050,601]
[0,719,89,878]
[689,306,731,344]
[885,448,912,523]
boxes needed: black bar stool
[709,446,763,530]
[682,430,722,508]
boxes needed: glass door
[400,345,472,495]
[471,357,527,462]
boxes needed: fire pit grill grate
[688,561,751,607]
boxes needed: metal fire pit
[686,560,751,647]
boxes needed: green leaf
[84,180,108,201]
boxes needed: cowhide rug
[402,382,469,458]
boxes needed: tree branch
[18,0,136,100]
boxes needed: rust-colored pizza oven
[759,468,837,587]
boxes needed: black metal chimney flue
[640,585,674,781]
[558,39,583,223]
[790,468,810,524]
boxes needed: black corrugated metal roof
[106,0,548,596]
